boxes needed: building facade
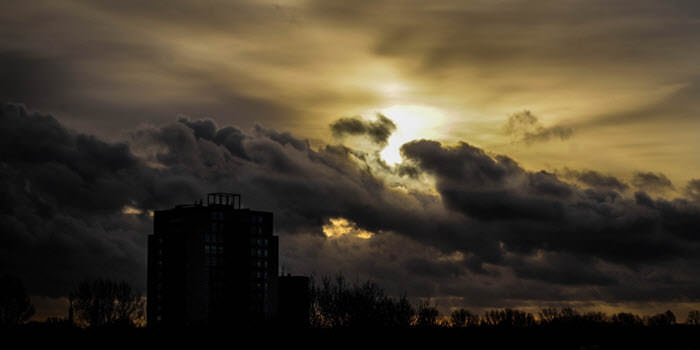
[147,193,278,327]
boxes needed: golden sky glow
[322,217,374,240]
[3,0,699,187]
[378,105,448,165]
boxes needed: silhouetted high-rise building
[147,193,278,327]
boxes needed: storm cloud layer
[2,103,700,316]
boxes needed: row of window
[204,231,222,243]
[211,223,265,235]
[205,256,224,267]
[205,244,223,254]
[251,282,269,293]
[250,237,269,247]
[205,244,224,267]
[252,259,269,269]
[210,212,265,224]
[250,271,269,280]
[250,248,269,257]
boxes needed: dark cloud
[0,104,165,297]
[507,252,617,286]
[687,179,700,203]
[400,139,700,269]
[632,171,674,192]
[177,117,217,141]
[3,103,700,313]
[560,168,629,192]
[253,124,309,152]
[503,110,573,145]
[330,114,396,145]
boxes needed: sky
[2,0,700,320]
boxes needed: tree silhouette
[646,310,675,327]
[309,275,414,328]
[450,308,479,327]
[538,307,559,325]
[611,312,643,326]
[483,309,535,327]
[0,275,35,327]
[70,279,144,328]
[687,310,700,325]
[415,301,441,328]
[581,311,607,325]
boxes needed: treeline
[0,275,144,329]
[308,275,700,329]
[3,273,700,330]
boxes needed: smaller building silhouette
[147,193,278,327]
[278,275,310,328]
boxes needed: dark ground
[4,325,699,350]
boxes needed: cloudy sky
[2,0,700,320]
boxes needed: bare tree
[71,279,144,328]
[0,275,35,327]
[611,312,643,326]
[646,310,676,327]
[450,308,478,327]
[538,307,559,325]
[483,309,535,327]
[415,300,441,328]
[309,274,414,328]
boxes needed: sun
[377,105,447,165]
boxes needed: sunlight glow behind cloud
[379,105,448,165]
[322,217,374,239]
